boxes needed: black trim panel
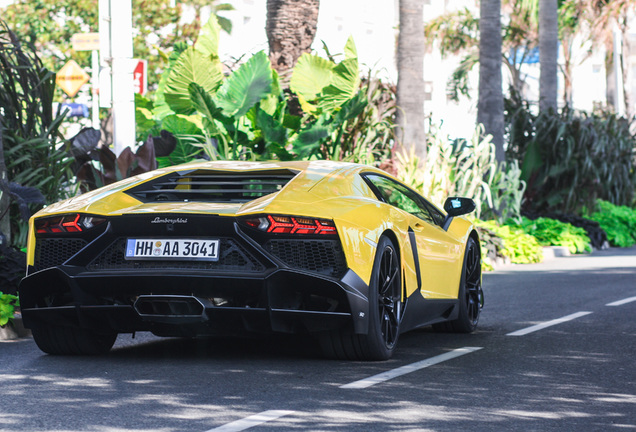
[408,227,422,290]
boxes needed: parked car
[20,160,483,360]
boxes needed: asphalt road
[1,247,635,432]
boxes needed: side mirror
[441,197,476,231]
[443,196,476,217]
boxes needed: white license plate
[125,239,220,261]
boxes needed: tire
[31,324,117,355]
[320,236,402,360]
[433,236,483,333]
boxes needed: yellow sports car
[19,160,483,360]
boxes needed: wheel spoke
[380,267,399,296]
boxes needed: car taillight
[243,215,337,235]
[35,214,107,235]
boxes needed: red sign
[133,59,147,96]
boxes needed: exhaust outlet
[134,295,209,323]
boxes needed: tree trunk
[539,0,558,112]
[266,0,320,87]
[477,0,504,162]
[396,0,426,161]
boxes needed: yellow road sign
[71,33,100,51]
[56,60,90,98]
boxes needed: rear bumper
[19,266,370,336]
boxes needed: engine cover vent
[125,169,298,203]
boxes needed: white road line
[606,296,636,306]
[340,347,483,389]
[506,311,593,336]
[206,410,295,432]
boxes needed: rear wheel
[320,236,402,360]
[32,325,117,355]
[434,236,483,333]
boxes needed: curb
[0,316,31,341]
[542,246,571,260]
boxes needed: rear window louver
[125,169,299,203]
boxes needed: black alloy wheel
[463,237,484,328]
[376,240,401,350]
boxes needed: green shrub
[475,224,506,271]
[589,200,636,247]
[475,220,543,264]
[139,17,396,165]
[396,124,525,223]
[505,92,635,214]
[0,20,76,247]
[0,291,19,327]
[513,217,592,254]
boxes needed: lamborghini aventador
[19,160,483,360]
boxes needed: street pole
[99,0,136,156]
[91,49,99,129]
[613,23,625,117]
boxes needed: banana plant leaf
[195,15,221,60]
[290,53,334,106]
[334,90,368,124]
[214,51,273,118]
[164,47,223,115]
[292,115,331,158]
[156,114,205,167]
[256,106,288,146]
[318,57,360,113]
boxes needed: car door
[362,174,464,299]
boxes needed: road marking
[340,347,483,389]
[506,311,592,336]
[206,410,295,432]
[606,296,636,306]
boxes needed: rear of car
[19,164,370,354]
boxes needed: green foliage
[588,200,636,247]
[0,291,19,327]
[476,220,543,264]
[483,160,526,223]
[513,217,592,254]
[143,21,394,165]
[0,20,76,246]
[396,123,524,223]
[474,224,506,271]
[505,93,636,214]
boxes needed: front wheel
[320,236,402,360]
[32,324,117,355]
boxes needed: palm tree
[477,0,505,161]
[266,0,320,87]
[587,0,636,116]
[396,0,426,160]
[539,0,558,112]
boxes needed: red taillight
[269,215,294,233]
[243,215,337,235]
[62,214,81,232]
[35,214,106,235]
